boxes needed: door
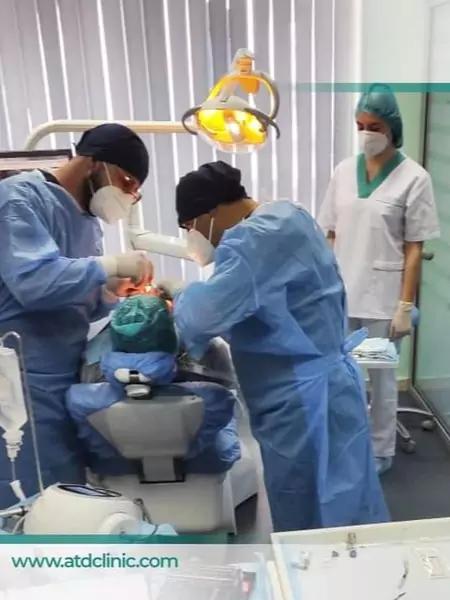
[413,91,450,433]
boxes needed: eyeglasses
[102,163,143,204]
[179,219,197,231]
[120,172,142,204]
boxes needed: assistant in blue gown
[174,199,390,532]
[0,171,113,507]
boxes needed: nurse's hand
[389,301,414,340]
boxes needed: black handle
[422,251,434,261]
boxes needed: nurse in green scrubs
[319,84,440,475]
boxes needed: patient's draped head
[111,295,178,354]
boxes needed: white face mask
[89,164,135,224]
[358,130,389,158]
[187,218,215,266]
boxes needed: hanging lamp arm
[181,107,201,134]
[244,107,281,139]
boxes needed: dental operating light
[182,49,280,153]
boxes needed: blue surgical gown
[0,171,113,508]
[175,201,389,531]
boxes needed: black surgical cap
[176,161,248,225]
[75,123,149,184]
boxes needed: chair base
[397,408,436,454]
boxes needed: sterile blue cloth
[0,171,116,509]
[66,351,240,476]
[175,200,389,531]
[85,325,114,365]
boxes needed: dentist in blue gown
[168,161,389,532]
[0,124,153,507]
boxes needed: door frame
[411,92,432,392]
[410,90,450,445]
[409,0,450,443]
[411,0,450,394]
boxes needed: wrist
[399,300,414,311]
[102,285,119,304]
[96,256,118,277]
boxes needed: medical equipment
[352,338,398,364]
[0,332,43,500]
[182,49,280,153]
[272,518,450,600]
[0,337,165,536]
[23,483,142,534]
[126,196,191,261]
[129,230,190,260]
[84,350,258,534]
[157,564,256,600]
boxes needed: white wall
[428,0,450,79]
[360,0,429,83]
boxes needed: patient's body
[67,295,241,476]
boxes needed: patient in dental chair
[66,294,241,478]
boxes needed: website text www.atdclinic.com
[10,552,179,570]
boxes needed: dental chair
[81,340,259,534]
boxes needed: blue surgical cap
[355,84,403,148]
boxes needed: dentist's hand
[97,251,154,285]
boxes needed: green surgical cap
[355,83,403,148]
[111,295,178,354]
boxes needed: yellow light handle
[206,73,279,119]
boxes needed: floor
[233,392,450,543]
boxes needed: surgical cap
[355,84,403,148]
[75,123,149,183]
[111,295,178,354]
[176,161,248,225]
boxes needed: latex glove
[97,251,154,284]
[390,301,414,340]
[156,279,186,300]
